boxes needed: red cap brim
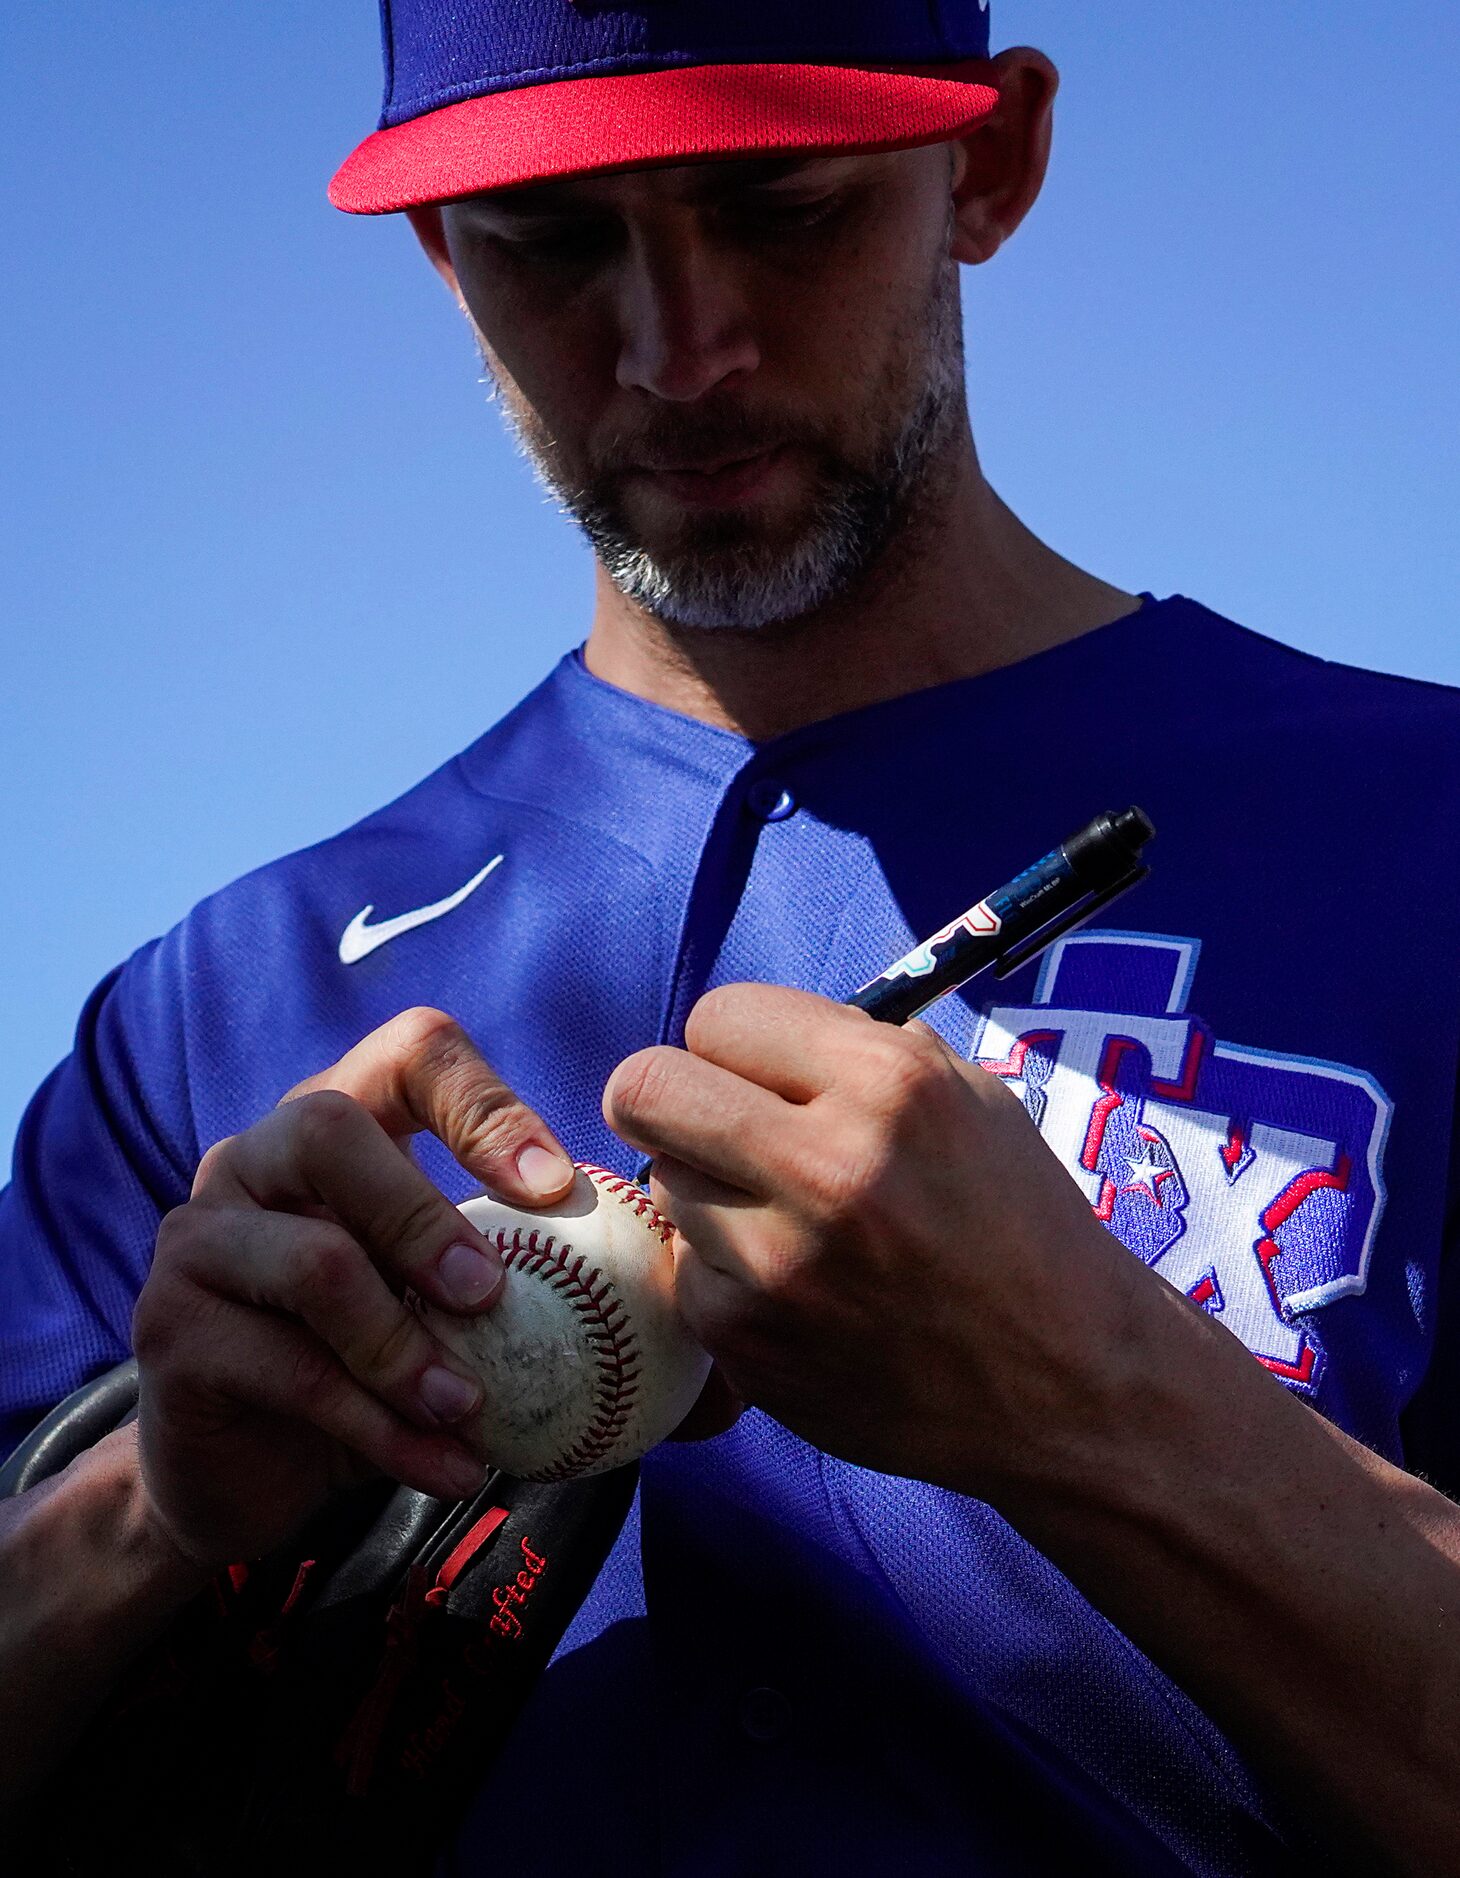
[329,61,1000,215]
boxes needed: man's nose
[614,226,760,403]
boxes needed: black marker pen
[846,807,1156,1027]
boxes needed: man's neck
[581,433,1140,743]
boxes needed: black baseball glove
[1,1358,637,1878]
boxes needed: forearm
[993,1272,1460,1875]
[0,1419,211,1813]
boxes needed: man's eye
[733,194,842,234]
[494,220,616,258]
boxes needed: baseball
[412,1162,711,1482]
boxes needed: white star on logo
[1123,1152,1172,1205]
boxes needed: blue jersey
[4,596,1459,1873]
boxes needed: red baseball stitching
[485,1225,643,1481]
[576,1162,676,1244]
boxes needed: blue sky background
[3,1,1457,1156]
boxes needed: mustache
[588,409,827,477]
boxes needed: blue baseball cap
[330,0,998,215]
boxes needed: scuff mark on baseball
[412,1163,711,1482]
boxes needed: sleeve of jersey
[0,936,200,1458]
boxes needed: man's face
[439,147,968,630]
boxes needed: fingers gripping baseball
[280,1006,575,1206]
[134,1294,479,1567]
[131,1010,572,1570]
[198,1092,507,1312]
[149,1204,482,1442]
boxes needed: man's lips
[625,445,792,508]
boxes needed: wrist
[99,1419,218,1611]
[9,1420,214,1653]
[970,1229,1265,1528]
[0,1415,215,1812]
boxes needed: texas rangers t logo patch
[971,932,1393,1394]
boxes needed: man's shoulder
[99,662,626,1124]
[1164,597,1458,713]
[189,739,494,945]
[178,660,596,944]
[1165,595,1460,755]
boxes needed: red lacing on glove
[423,1505,511,1609]
[334,1562,432,1798]
[333,1506,511,1797]
[248,1557,319,1673]
[210,1560,251,1620]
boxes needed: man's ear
[406,205,462,293]
[948,47,1059,266]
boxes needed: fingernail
[516,1143,573,1200]
[442,1448,489,1497]
[439,1241,503,1308]
[419,1365,482,1424]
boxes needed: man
[3,1,1459,1871]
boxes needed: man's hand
[610,984,1460,1874]
[131,1007,576,1571]
[603,982,1141,1497]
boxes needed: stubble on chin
[473,254,968,634]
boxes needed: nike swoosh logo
[338,854,503,965]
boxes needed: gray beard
[483,261,967,633]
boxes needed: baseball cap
[329,0,1000,215]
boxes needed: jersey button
[737,1685,793,1743]
[746,780,796,823]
